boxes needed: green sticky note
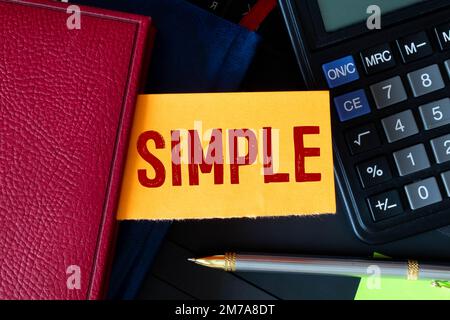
[355,253,450,300]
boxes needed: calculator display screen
[317,0,425,32]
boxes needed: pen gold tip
[186,255,230,271]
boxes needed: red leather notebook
[0,0,152,299]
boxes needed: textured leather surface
[0,0,151,299]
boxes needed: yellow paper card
[117,92,335,220]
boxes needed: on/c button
[334,89,371,122]
[322,55,359,88]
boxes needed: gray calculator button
[405,177,442,210]
[441,171,450,197]
[430,134,450,164]
[381,110,419,143]
[445,60,450,79]
[393,144,430,176]
[370,76,407,109]
[407,65,445,97]
[419,98,450,130]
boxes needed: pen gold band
[224,252,236,272]
[407,260,419,280]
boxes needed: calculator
[279,0,450,243]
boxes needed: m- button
[397,31,433,63]
[360,43,396,75]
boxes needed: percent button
[357,157,392,188]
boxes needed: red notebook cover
[0,0,152,299]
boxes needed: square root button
[334,89,371,122]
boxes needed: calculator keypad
[322,21,450,227]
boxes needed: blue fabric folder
[74,0,261,299]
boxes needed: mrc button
[322,55,359,88]
[360,43,396,75]
[334,89,371,122]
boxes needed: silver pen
[188,253,450,286]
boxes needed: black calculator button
[368,190,403,222]
[419,98,450,130]
[393,144,430,177]
[440,171,450,197]
[407,64,445,97]
[405,177,442,210]
[435,23,450,51]
[381,110,418,143]
[357,157,392,188]
[397,31,433,63]
[370,76,407,109]
[345,123,380,155]
[360,43,396,75]
[445,60,450,79]
[430,134,450,164]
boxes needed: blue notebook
[74,0,261,299]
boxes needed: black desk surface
[137,6,450,300]
[138,196,450,300]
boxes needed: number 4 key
[382,110,419,143]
